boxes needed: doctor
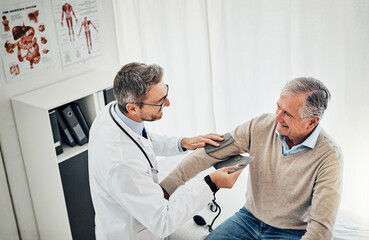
[88,62,244,240]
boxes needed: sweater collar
[276,123,321,155]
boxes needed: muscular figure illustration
[78,17,98,54]
[2,16,10,32]
[61,3,77,41]
[4,24,40,69]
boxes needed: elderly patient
[160,77,343,240]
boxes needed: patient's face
[274,93,313,146]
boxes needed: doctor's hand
[181,133,224,151]
[209,165,244,189]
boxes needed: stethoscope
[109,103,220,229]
[109,104,159,182]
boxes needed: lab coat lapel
[138,134,158,182]
[109,104,158,182]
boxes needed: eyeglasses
[134,84,169,111]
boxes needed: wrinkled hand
[181,133,224,151]
[209,165,245,189]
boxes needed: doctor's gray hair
[113,62,163,112]
[281,77,331,120]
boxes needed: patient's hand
[181,133,224,150]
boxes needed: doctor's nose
[164,98,170,107]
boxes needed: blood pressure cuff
[205,133,249,169]
[160,132,240,195]
[204,132,234,154]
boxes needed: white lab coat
[88,102,213,240]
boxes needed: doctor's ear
[125,103,137,114]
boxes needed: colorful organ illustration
[28,10,39,23]
[4,23,41,69]
[38,24,45,32]
[10,64,20,75]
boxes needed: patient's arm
[160,122,251,195]
[160,148,219,195]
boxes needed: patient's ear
[308,116,320,130]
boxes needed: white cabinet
[11,70,114,240]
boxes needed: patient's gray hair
[113,62,163,112]
[281,77,331,120]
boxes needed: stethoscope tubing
[109,104,154,169]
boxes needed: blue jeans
[205,207,306,240]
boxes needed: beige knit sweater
[160,113,343,239]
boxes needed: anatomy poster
[1,2,53,82]
[52,0,102,70]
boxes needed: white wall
[0,149,18,239]
[0,0,119,238]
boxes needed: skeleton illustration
[4,23,40,69]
